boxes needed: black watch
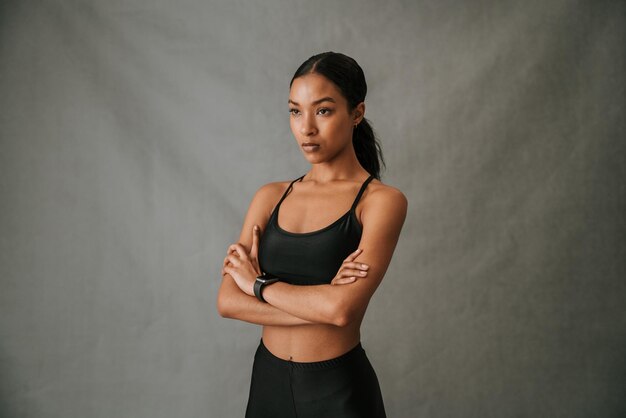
[254,275,279,303]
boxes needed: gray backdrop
[1,0,624,417]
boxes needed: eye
[317,108,333,116]
[289,108,300,116]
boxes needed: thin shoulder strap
[275,174,306,207]
[350,174,375,211]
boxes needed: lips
[302,142,320,153]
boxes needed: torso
[258,173,379,362]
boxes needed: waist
[256,337,365,370]
[261,324,361,361]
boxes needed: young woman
[217,51,407,418]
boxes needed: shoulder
[361,179,408,225]
[237,178,297,243]
[252,179,294,201]
[364,179,408,209]
[250,178,299,214]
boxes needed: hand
[221,224,262,277]
[222,225,263,296]
[330,248,369,285]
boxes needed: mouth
[302,142,320,152]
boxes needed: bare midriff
[261,316,365,362]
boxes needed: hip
[246,338,387,418]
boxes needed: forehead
[289,73,345,104]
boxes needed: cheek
[327,118,352,134]
[289,118,298,133]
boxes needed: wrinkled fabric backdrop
[1,0,624,417]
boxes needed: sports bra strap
[276,174,306,207]
[276,173,373,211]
[350,174,375,211]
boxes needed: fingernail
[361,264,368,269]
[254,225,259,230]
[360,271,366,275]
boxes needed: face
[288,73,364,162]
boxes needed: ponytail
[353,118,385,180]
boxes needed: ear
[352,102,365,126]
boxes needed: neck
[304,147,367,184]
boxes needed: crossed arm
[216,183,408,328]
[218,272,316,326]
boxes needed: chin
[303,155,319,162]
[302,154,325,163]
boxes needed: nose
[299,113,317,136]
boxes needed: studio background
[1,1,624,417]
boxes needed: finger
[225,254,242,266]
[226,247,240,259]
[228,244,249,260]
[343,248,363,262]
[343,261,369,271]
[222,261,235,276]
[250,225,260,259]
[332,276,356,285]
[227,246,241,255]
[223,256,236,269]
[337,268,367,279]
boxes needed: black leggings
[245,338,387,418]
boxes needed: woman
[217,51,407,418]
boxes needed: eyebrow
[288,97,336,106]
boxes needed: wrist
[254,274,279,302]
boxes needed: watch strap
[254,275,278,303]
[253,279,266,302]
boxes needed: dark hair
[289,51,386,180]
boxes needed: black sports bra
[258,174,374,285]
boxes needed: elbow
[333,314,350,328]
[331,303,355,328]
[216,294,233,319]
[216,301,229,318]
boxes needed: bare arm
[229,187,408,328]
[217,182,371,326]
[218,271,316,326]
[217,182,333,326]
